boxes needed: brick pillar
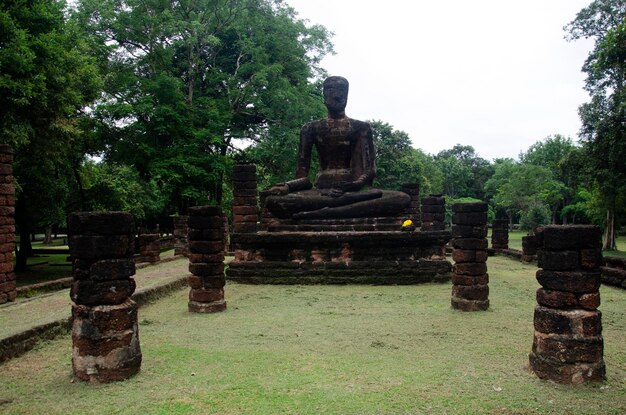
[187,206,227,313]
[522,235,538,262]
[421,194,445,231]
[173,215,189,256]
[0,145,15,304]
[137,234,160,263]
[68,212,141,382]
[232,164,258,234]
[491,219,509,249]
[400,183,421,227]
[451,202,489,311]
[529,225,605,383]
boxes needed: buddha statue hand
[340,179,366,193]
[320,188,345,197]
[260,183,289,197]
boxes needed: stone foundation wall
[68,212,141,383]
[232,164,258,234]
[136,234,160,263]
[187,206,227,313]
[601,256,626,289]
[451,202,489,311]
[529,225,605,384]
[229,230,452,284]
[491,219,509,249]
[0,145,15,304]
[421,195,445,231]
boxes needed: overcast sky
[286,0,595,161]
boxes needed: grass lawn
[0,255,624,414]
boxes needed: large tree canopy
[76,0,333,212]
[565,0,626,249]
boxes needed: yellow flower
[402,219,413,228]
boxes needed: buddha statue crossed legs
[262,76,409,220]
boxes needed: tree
[76,0,333,214]
[435,144,493,199]
[1,0,101,270]
[519,135,578,223]
[370,121,423,191]
[486,162,564,228]
[565,0,626,249]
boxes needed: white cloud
[287,0,595,160]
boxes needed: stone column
[491,219,509,249]
[451,202,489,311]
[187,206,227,313]
[232,164,258,234]
[421,194,445,231]
[137,234,160,263]
[173,215,189,256]
[400,183,421,227]
[68,212,141,382]
[522,235,538,262]
[529,225,605,384]
[0,145,15,304]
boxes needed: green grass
[0,255,625,414]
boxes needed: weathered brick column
[0,145,15,304]
[421,194,445,231]
[136,234,160,263]
[401,183,421,227]
[451,202,489,311]
[68,212,141,382]
[187,206,227,313]
[529,225,605,384]
[522,235,538,262]
[491,219,509,249]
[232,164,258,234]
[173,215,189,256]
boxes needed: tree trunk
[15,226,32,272]
[603,208,616,250]
[43,226,53,244]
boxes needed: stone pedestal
[68,212,141,383]
[0,145,15,304]
[401,183,421,227]
[173,215,189,256]
[136,234,160,263]
[529,225,605,384]
[451,202,489,311]
[232,164,258,234]
[522,235,538,262]
[491,219,509,249]
[187,206,227,313]
[421,195,445,231]
[229,229,451,284]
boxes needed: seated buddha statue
[262,76,410,220]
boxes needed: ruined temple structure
[232,164,258,234]
[173,215,189,256]
[450,202,489,311]
[401,183,421,228]
[491,219,509,250]
[228,77,451,284]
[421,195,446,231]
[187,206,227,313]
[529,225,605,384]
[136,234,160,263]
[522,234,538,262]
[68,212,141,382]
[0,145,15,304]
